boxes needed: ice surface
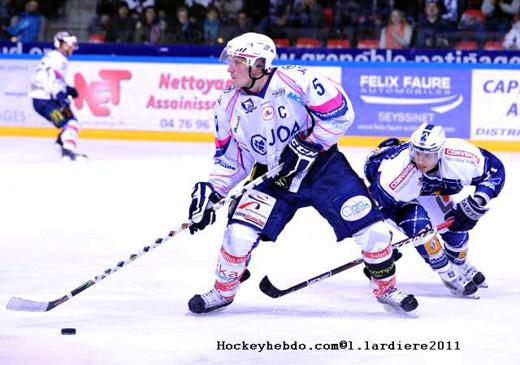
[1,137,519,365]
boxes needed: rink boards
[0,54,519,151]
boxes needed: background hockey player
[186,32,419,314]
[29,31,86,161]
[364,123,505,297]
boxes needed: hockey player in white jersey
[29,31,86,161]
[364,123,505,297]
[187,32,419,314]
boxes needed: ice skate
[61,147,88,162]
[438,268,479,298]
[188,288,233,314]
[457,262,487,288]
[55,132,63,148]
[376,287,419,314]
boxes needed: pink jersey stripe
[308,90,344,114]
[215,135,231,148]
[276,70,305,95]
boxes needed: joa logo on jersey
[340,195,372,221]
[73,69,132,117]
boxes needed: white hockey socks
[61,119,80,152]
[214,224,259,299]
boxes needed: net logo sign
[73,70,132,116]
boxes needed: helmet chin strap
[245,66,268,91]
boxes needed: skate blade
[381,304,419,318]
[61,155,88,163]
[450,292,480,299]
[188,305,230,316]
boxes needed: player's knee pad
[353,221,392,253]
[353,221,395,280]
[395,203,432,236]
[215,223,260,297]
[222,223,260,257]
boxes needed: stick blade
[259,276,284,298]
[6,297,50,312]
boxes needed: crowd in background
[1,0,519,50]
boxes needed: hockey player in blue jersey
[29,31,87,161]
[186,32,419,314]
[364,123,505,297]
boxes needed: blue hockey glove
[56,91,70,108]
[446,195,489,232]
[275,133,322,189]
[378,137,402,148]
[188,182,223,235]
[66,86,79,98]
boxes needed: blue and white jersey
[364,138,505,213]
[28,50,69,100]
[208,65,355,196]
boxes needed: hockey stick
[259,219,454,298]
[6,164,283,312]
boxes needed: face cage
[409,145,441,166]
[59,37,79,51]
[219,48,269,72]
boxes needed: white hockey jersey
[209,65,355,196]
[28,50,69,100]
[365,138,505,209]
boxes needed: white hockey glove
[275,133,322,192]
[188,182,223,235]
[447,195,489,232]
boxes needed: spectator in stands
[441,0,460,26]
[379,9,413,49]
[268,0,293,17]
[203,6,220,44]
[106,1,136,43]
[503,16,520,49]
[184,0,211,24]
[242,0,269,25]
[170,5,200,43]
[415,0,454,48]
[482,0,520,32]
[457,8,486,46]
[332,0,362,28]
[289,0,324,28]
[256,8,289,40]
[38,0,66,19]
[5,0,45,42]
[134,5,164,44]
[224,10,253,39]
[214,0,244,25]
[88,13,111,41]
[0,0,16,28]
[127,0,155,15]
[96,0,117,18]
[355,1,385,40]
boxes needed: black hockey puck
[61,328,76,335]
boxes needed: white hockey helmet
[220,32,276,72]
[410,122,446,155]
[54,31,78,50]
